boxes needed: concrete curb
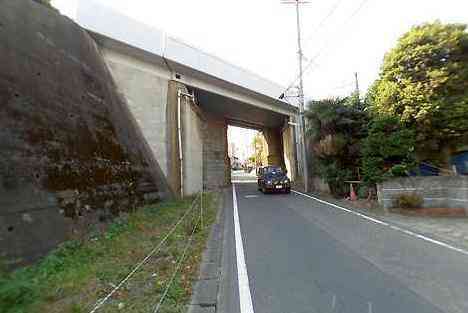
[188,192,225,313]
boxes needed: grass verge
[0,192,219,313]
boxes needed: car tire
[262,187,268,194]
[285,187,291,194]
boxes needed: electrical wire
[88,193,201,313]
[302,0,344,49]
[281,0,371,97]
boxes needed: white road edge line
[292,190,468,257]
[232,184,255,313]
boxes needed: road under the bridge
[218,172,468,313]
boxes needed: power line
[302,0,344,49]
[331,81,355,91]
[280,0,371,97]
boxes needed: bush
[315,160,352,197]
[306,97,368,197]
[362,116,416,185]
[357,185,369,199]
[395,193,423,210]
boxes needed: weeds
[0,193,218,313]
[396,193,423,210]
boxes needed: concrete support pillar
[166,80,203,196]
[282,120,297,181]
[166,81,183,197]
[202,114,229,190]
[263,127,286,169]
[182,90,204,196]
[167,80,204,197]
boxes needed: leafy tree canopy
[368,21,468,150]
[306,97,368,195]
[361,116,416,185]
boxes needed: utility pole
[354,72,360,98]
[282,0,310,192]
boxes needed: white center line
[232,184,255,313]
[245,195,259,198]
[292,190,468,257]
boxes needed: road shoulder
[188,191,226,313]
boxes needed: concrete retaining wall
[0,0,167,265]
[377,176,468,210]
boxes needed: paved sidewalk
[313,192,468,252]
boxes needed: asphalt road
[219,180,468,313]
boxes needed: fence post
[200,190,204,230]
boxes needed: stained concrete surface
[0,0,166,265]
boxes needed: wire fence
[152,207,202,313]
[89,192,204,313]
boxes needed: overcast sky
[51,0,467,159]
[53,0,467,100]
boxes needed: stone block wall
[202,115,229,190]
[377,176,468,210]
[263,127,285,169]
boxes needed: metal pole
[354,72,360,98]
[295,0,309,192]
[177,89,196,198]
[177,89,184,198]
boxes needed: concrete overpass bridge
[74,0,301,197]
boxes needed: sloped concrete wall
[378,176,468,210]
[100,48,171,179]
[0,0,167,265]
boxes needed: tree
[252,133,268,167]
[306,97,368,196]
[361,116,416,185]
[369,21,468,161]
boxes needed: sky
[52,0,467,100]
[51,0,467,160]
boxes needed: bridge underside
[190,87,297,191]
[97,36,299,197]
